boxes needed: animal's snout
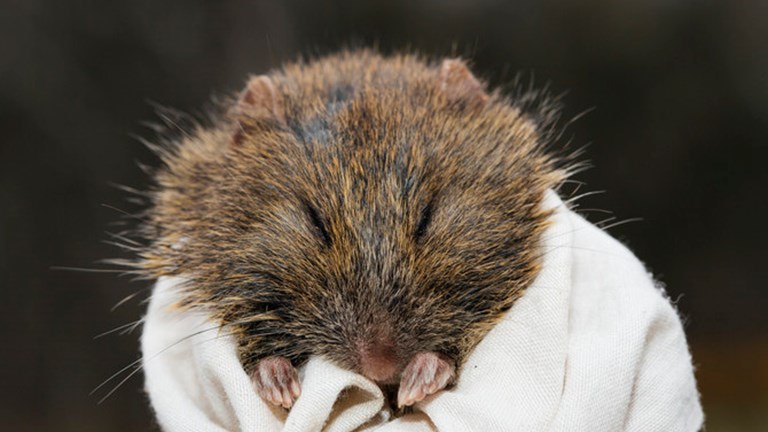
[357,340,399,383]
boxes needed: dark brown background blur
[1,0,766,430]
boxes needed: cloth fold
[141,192,703,431]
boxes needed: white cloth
[141,192,704,431]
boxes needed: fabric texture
[141,191,704,431]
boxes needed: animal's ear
[232,75,286,146]
[237,75,286,124]
[436,59,489,109]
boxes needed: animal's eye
[415,201,433,240]
[305,202,332,247]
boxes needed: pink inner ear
[437,59,489,108]
[237,75,286,123]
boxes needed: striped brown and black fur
[134,50,568,400]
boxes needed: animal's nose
[358,341,399,383]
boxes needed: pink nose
[358,343,399,383]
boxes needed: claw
[250,356,301,409]
[397,352,455,407]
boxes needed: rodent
[132,50,567,411]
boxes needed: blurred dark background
[1,0,766,430]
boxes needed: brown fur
[134,50,567,382]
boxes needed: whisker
[108,182,149,197]
[564,189,605,204]
[94,319,145,340]
[100,204,140,219]
[564,106,596,127]
[110,290,147,312]
[93,315,265,403]
[105,231,143,247]
[49,266,126,274]
[102,239,143,253]
[600,217,643,231]
[96,365,145,404]
[574,208,613,215]
[91,356,145,397]
[595,216,617,228]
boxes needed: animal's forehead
[233,67,546,217]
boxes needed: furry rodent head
[135,50,565,388]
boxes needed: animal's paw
[250,356,301,409]
[397,351,455,407]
